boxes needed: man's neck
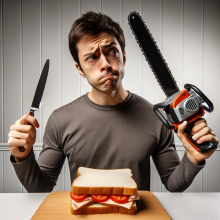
[87,84,129,106]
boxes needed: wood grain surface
[31,191,170,219]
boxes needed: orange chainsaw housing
[170,89,205,132]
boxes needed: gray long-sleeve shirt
[10,91,205,192]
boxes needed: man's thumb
[177,121,188,137]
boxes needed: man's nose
[100,54,112,72]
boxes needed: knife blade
[19,59,50,152]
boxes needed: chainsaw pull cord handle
[184,84,214,112]
[153,104,175,130]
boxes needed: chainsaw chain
[128,11,179,97]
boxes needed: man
[8,11,219,192]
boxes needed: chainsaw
[128,11,217,153]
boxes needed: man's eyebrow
[102,41,117,48]
[84,42,117,58]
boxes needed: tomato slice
[91,194,109,202]
[70,192,88,202]
[110,195,129,204]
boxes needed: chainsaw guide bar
[128,11,179,97]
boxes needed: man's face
[76,32,126,93]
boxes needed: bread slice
[70,200,137,215]
[72,167,137,195]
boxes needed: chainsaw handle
[153,104,175,130]
[184,84,214,113]
[184,122,217,153]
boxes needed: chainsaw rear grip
[153,105,217,153]
[184,122,217,153]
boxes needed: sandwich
[70,167,140,215]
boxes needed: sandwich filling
[70,191,140,210]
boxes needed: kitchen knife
[19,59,50,152]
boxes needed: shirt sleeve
[152,123,206,192]
[10,112,66,192]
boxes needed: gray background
[0,0,219,193]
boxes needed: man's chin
[104,84,116,90]
[91,80,121,93]
[94,85,117,93]
[104,79,117,88]
[103,87,117,93]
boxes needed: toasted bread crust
[72,167,137,196]
[70,200,137,215]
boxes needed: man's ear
[123,50,126,66]
[75,63,86,78]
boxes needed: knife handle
[18,111,35,152]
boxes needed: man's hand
[8,114,39,162]
[177,118,219,165]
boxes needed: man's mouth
[104,79,116,88]
[100,72,119,81]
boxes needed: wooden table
[31,191,170,219]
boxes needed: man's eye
[87,55,97,61]
[108,48,118,56]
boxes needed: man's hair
[68,11,125,69]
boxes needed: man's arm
[152,123,206,192]
[10,112,66,192]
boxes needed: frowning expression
[76,32,126,93]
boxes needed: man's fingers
[8,137,28,148]
[16,114,39,128]
[196,134,219,145]
[8,115,37,158]
[214,137,219,145]
[10,124,35,137]
[211,131,217,137]
[8,130,32,142]
[192,126,211,141]
[191,121,208,135]
[192,118,207,127]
